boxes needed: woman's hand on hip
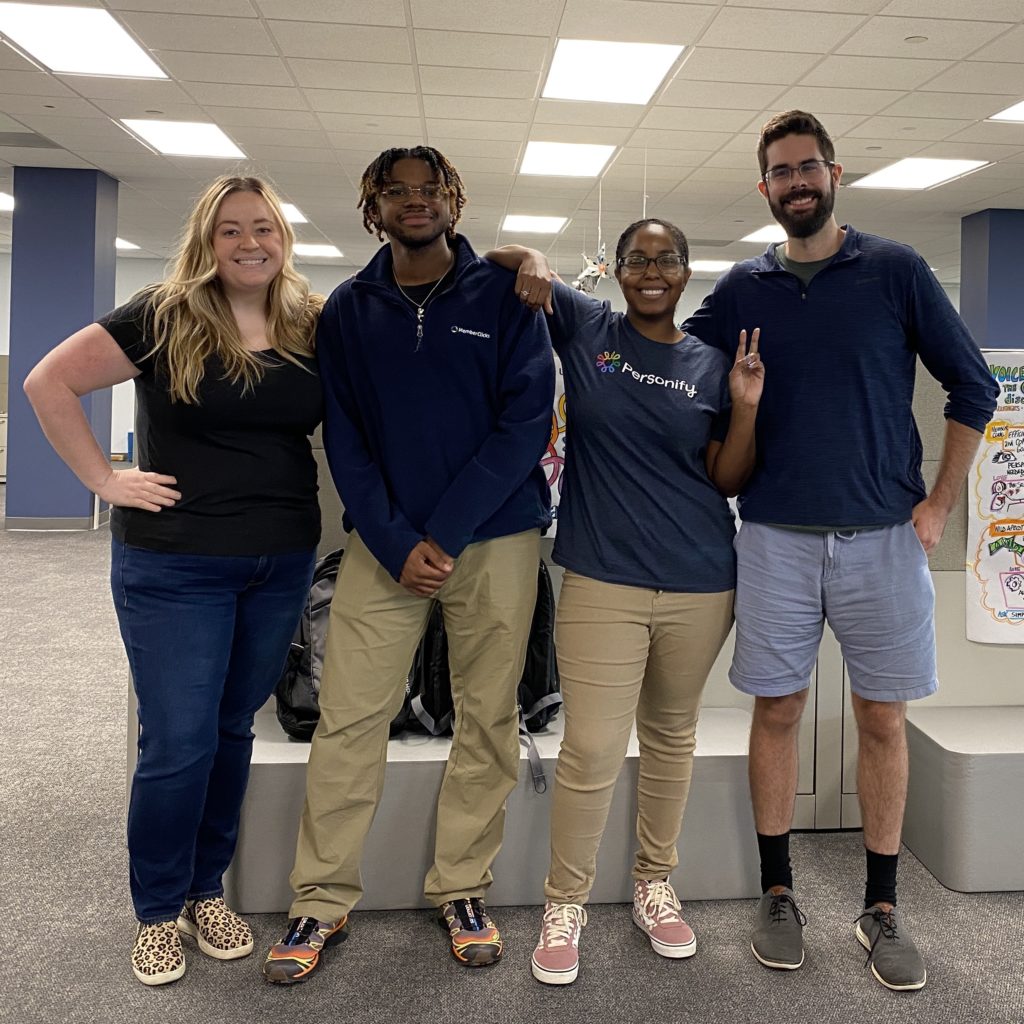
[97,468,180,511]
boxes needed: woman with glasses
[24,175,323,986]
[487,218,763,985]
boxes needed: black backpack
[274,549,413,741]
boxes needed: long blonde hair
[144,175,323,404]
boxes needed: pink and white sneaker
[531,901,587,985]
[632,879,697,958]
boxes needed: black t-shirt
[99,296,323,556]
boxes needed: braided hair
[358,146,468,241]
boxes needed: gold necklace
[393,253,454,350]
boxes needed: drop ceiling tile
[0,148,94,168]
[423,96,534,123]
[203,106,322,130]
[534,100,643,129]
[0,71,77,97]
[155,51,294,86]
[89,100,210,121]
[842,114,970,141]
[425,119,528,142]
[419,67,540,100]
[800,53,951,89]
[699,8,868,53]
[660,79,781,110]
[526,123,629,146]
[411,0,558,35]
[62,78,195,105]
[968,25,1024,64]
[319,112,422,134]
[0,95,100,118]
[727,0,886,9]
[882,91,1020,120]
[881,0,1024,19]
[557,0,716,44]
[944,121,1024,145]
[920,62,1024,95]
[772,85,906,116]
[414,30,549,72]
[120,12,276,53]
[288,59,416,93]
[230,126,327,150]
[676,47,822,85]
[837,17,1010,61]
[110,0,256,14]
[254,0,406,25]
[641,107,759,133]
[267,21,411,62]
[184,82,307,109]
[304,90,420,117]
[428,138,522,160]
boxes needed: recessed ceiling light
[120,119,245,158]
[0,191,14,211]
[0,3,166,78]
[115,237,139,250]
[281,203,307,224]
[520,141,615,177]
[294,243,343,258]
[689,260,735,273]
[988,99,1024,123]
[740,224,787,243]
[543,39,683,105]
[849,157,988,190]
[502,214,568,233]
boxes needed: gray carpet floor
[2,485,1023,1024]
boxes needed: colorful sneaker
[177,896,254,960]
[532,901,587,985]
[632,879,697,959]
[438,898,502,967]
[131,920,186,986]
[855,906,927,991]
[751,887,806,970]
[261,915,349,985]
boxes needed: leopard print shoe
[132,920,186,986]
[177,896,254,960]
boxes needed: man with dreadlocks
[262,146,554,983]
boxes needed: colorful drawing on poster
[967,354,1024,641]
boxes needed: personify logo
[621,362,697,398]
[595,350,621,373]
[451,325,491,338]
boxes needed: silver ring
[521,288,529,298]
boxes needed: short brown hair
[757,110,835,177]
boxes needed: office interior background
[2,1,1023,1022]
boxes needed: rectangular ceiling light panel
[543,39,684,105]
[520,141,615,177]
[988,100,1024,123]
[0,3,165,77]
[849,158,988,190]
[502,215,568,233]
[294,243,342,258]
[120,119,245,158]
[740,224,787,243]
[281,203,307,224]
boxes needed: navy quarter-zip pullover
[317,234,554,579]
[684,226,998,527]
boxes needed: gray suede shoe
[751,887,806,970]
[855,906,927,991]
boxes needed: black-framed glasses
[379,183,448,201]
[763,159,834,186]
[616,253,687,275]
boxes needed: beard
[768,179,836,239]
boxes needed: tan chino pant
[545,570,734,904]
[289,529,540,922]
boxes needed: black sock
[864,848,898,908]
[757,831,793,893]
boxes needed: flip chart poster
[967,352,1024,643]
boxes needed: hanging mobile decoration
[572,178,608,293]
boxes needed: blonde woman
[24,175,323,986]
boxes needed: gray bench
[223,705,759,912]
[902,705,1024,892]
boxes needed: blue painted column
[5,167,117,529]
[960,209,1024,352]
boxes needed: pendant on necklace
[415,307,424,350]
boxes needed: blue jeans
[111,539,316,923]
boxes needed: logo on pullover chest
[451,324,491,339]
[595,350,698,397]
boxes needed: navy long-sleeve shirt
[683,226,998,527]
[316,235,553,579]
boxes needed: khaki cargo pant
[289,529,540,921]
[546,570,734,903]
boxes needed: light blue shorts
[729,522,937,703]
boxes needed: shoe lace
[855,907,899,967]
[640,880,682,922]
[541,903,587,947]
[768,892,808,927]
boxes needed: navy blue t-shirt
[549,282,736,593]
